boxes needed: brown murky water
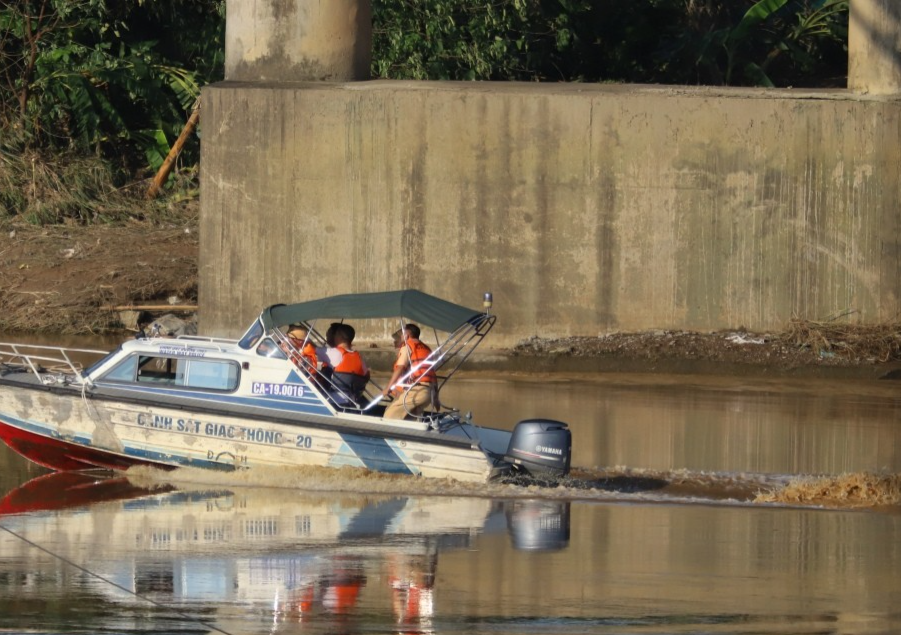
[444,372,901,477]
[1,333,900,634]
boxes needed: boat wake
[754,471,901,508]
[123,464,901,510]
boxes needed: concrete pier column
[849,0,901,94]
[225,0,372,82]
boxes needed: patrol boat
[0,290,572,483]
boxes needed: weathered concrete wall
[849,0,901,94]
[199,81,901,345]
[225,0,371,81]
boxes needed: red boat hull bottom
[0,421,161,472]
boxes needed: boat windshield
[83,345,121,378]
[238,320,265,350]
[256,338,287,360]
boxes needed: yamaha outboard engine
[503,419,572,480]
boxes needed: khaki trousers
[384,384,432,420]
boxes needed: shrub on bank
[0,149,197,227]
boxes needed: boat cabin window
[84,346,122,378]
[100,354,239,391]
[179,360,240,389]
[102,354,138,382]
[238,320,264,350]
[256,338,287,359]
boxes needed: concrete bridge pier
[200,1,901,343]
[224,0,372,81]
[849,0,901,94]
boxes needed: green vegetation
[0,0,848,226]
[372,0,848,86]
[0,0,223,168]
[0,0,222,225]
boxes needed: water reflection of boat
[0,473,570,631]
[0,290,572,483]
[0,470,162,515]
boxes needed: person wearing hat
[284,324,321,376]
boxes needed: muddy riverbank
[3,219,901,380]
[0,219,197,334]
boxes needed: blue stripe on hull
[328,442,367,469]
[335,433,417,476]
[95,383,333,416]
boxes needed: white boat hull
[0,381,496,482]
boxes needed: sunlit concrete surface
[224,0,371,81]
[849,0,901,94]
[199,81,901,344]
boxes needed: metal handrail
[270,327,369,410]
[0,342,108,384]
[361,314,496,416]
[175,335,239,345]
[393,315,494,389]
[267,313,495,417]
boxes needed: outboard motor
[503,419,572,480]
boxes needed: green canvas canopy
[263,290,484,333]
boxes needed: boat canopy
[263,290,483,334]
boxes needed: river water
[1,334,900,634]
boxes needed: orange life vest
[322,581,362,613]
[288,337,320,374]
[333,345,367,376]
[301,342,318,371]
[403,338,436,383]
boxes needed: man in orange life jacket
[285,324,320,375]
[325,323,369,406]
[381,324,439,420]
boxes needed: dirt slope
[0,222,197,334]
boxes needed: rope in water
[0,522,236,635]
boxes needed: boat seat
[137,371,176,384]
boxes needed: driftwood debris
[103,304,197,312]
[780,318,901,362]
